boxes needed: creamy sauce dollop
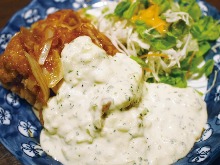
[40,36,207,165]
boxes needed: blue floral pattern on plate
[0,0,219,164]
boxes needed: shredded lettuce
[163,9,191,25]
[87,0,219,88]
[178,0,202,21]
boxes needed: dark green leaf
[168,20,189,39]
[140,0,149,8]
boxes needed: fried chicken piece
[0,9,118,109]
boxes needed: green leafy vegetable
[151,0,171,13]
[196,41,211,57]
[135,21,159,38]
[192,59,214,78]
[168,20,189,39]
[204,60,215,77]
[140,0,149,8]
[93,0,220,88]
[159,69,187,88]
[191,16,220,41]
[179,0,201,21]
[150,35,176,50]
[130,55,147,67]
[114,0,131,17]
[181,54,214,79]
[123,1,140,19]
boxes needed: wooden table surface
[0,0,219,165]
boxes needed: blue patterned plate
[0,0,220,165]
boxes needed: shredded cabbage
[86,0,219,88]
[163,9,191,25]
[95,3,150,56]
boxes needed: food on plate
[0,0,219,164]
[40,36,207,164]
[0,9,118,109]
[87,0,220,89]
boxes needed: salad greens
[90,0,220,88]
[178,0,202,21]
[191,16,220,41]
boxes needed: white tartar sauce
[40,36,207,165]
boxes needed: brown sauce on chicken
[0,9,118,109]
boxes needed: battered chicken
[0,9,118,109]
